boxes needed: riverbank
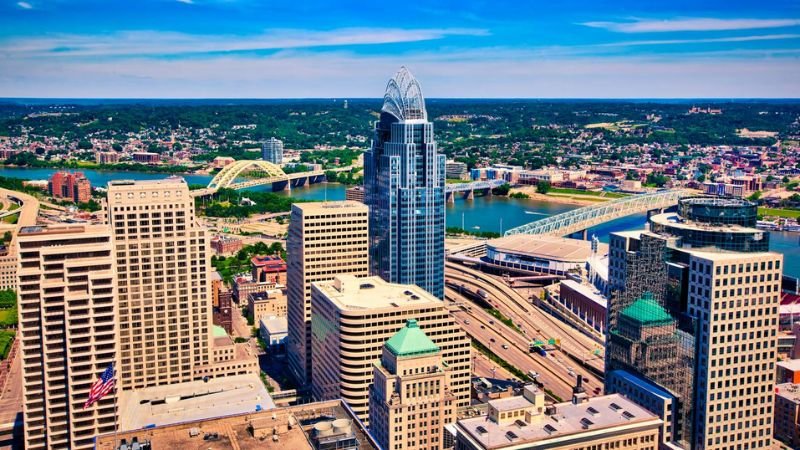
[510,186,609,206]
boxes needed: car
[489,320,495,325]
[490,338,496,343]
[594,387,602,394]
[501,344,509,349]
[464,319,471,325]
[480,325,486,329]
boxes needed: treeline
[198,188,302,218]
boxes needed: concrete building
[0,239,18,291]
[310,275,471,423]
[446,160,469,180]
[132,152,160,163]
[232,276,276,303]
[248,289,287,321]
[775,382,800,449]
[286,201,369,387]
[17,225,119,450]
[210,270,223,307]
[261,137,284,164]
[606,197,782,450]
[259,315,288,354]
[48,171,92,203]
[210,234,243,255]
[96,399,379,450]
[485,235,606,277]
[251,254,287,284]
[452,388,662,450]
[107,178,212,389]
[213,289,233,334]
[345,185,365,203]
[364,67,446,299]
[95,151,120,164]
[557,280,607,333]
[369,319,458,450]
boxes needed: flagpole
[113,363,118,450]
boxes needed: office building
[364,67,446,299]
[774,383,800,449]
[606,197,782,450]
[452,387,662,450]
[286,201,369,387]
[132,152,160,163]
[17,225,118,450]
[210,234,243,255]
[262,137,284,164]
[213,289,233,334]
[345,185,365,203]
[369,319,458,450]
[248,289,287,320]
[311,275,471,423]
[445,160,469,180]
[48,171,92,203]
[107,178,212,389]
[96,399,379,450]
[95,151,120,164]
[259,315,288,354]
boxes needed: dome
[381,66,427,122]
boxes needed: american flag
[83,363,115,409]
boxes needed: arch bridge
[504,189,691,238]
[445,179,506,203]
[192,160,326,196]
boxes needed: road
[0,188,39,226]
[445,262,605,378]
[445,287,587,401]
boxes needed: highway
[0,188,39,226]
[445,261,605,378]
[446,288,576,401]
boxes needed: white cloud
[597,33,800,47]
[2,28,489,58]
[16,1,32,9]
[1,48,799,98]
[176,0,194,3]
[582,18,800,33]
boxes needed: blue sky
[1,0,799,98]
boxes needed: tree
[747,191,762,202]
[536,180,551,194]
[2,232,11,243]
[77,140,93,150]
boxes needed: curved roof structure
[381,66,427,122]
[619,293,673,327]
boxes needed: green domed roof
[620,293,673,326]
[385,319,439,357]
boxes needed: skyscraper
[369,319,458,450]
[261,137,284,165]
[606,197,782,450]
[364,67,445,299]
[286,201,370,387]
[107,178,212,389]
[17,225,118,450]
[310,275,471,423]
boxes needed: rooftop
[118,373,276,431]
[292,200,367,213]
[251,254,287,271]
[260,315,288,335]
[312,275,440,312]
[560,280,607,309]
[487,235,605,263]
[385,319,440,357]
[619,293,673,326]
[650,212,763,235]
[777,359,800,372]
[457,394,660,450]
[776,383,800,405]
[98,399,379,450]
[108,176,186,187]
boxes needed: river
[2,166,798,278]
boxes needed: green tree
[536,180,551,194]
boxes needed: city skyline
[1,1,800,98]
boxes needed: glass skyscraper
[364,67,445,299]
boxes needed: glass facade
[365,67,445,299]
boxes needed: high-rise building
[369,319,458,450]
[17,225,118,450]
[107,178,212,389]
[606,197,782,450]
[48,171,92,203]
[310,275,471,423]
[262,137,284,165]
[364,67,445,299]
[345,185,365,203]
[286,201,369,387]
